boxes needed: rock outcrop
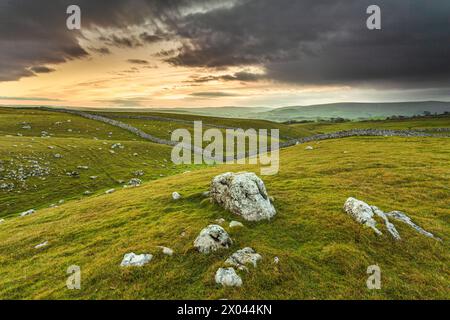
[215,267,242,287]
[210,172,276,221]
[194,225,232,254]
[344,197,440,240]
[225,247,262,271]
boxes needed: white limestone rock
[215,267,242,287]
[172,192,181,200]
[34,241,49,249]
[194,224,232,254]
[120,252,153,267]
[229,221,244,228]
[225,247,262,271]
[20,209,36,217]
[105,189,115,194]
[210,172,276,221]
[158,246,174,256]
[343,197,381,235]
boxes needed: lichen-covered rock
[194,224,232,254]
[225,247,262,271]
[120,252,152,267]
[215,267,242,287]
[344,198,440,241]
[343,197,381,235]
[210,172,276,221]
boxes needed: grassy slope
[94,111,313,140]
[0,108,198,217]
[0,136,448,299]
[292,116,450,134]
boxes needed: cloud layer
[0,0,449,92]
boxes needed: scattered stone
[215,218,226,225]
[90,176,98,180]
[273,256,279,264]
[111,143,124,149]
[210,172,276,221]
[134,170,145,177]
[105,189,115,194]
[215,267,242,287]
[158,246,174,256]
[120,252,152,267]
[229,221,244,228]
[48,146,55,149]
[225,247,262,271]
[128,178,142,187]
[34,241,49,249]
[54,154,63,159]
[305,146,314,150]
[172,192,181,200]
[21,125,31,130]
[77,166,89,170]
[66,171,79,177]
[0,219,5,224]
[20,209,36,217]
[344,197,440,240]
[83,191,92,195]
[133,153,138,157]
[194,225,232,254]
[58,199,65,204]
[202,191,210,197]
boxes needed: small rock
[54,154,63,159]
[343,197,381,235]
[215,267,242,287]
[215,218,226,225]
[77,166,89,170]
[34,241,49,249]
[225,247,262,271]
[305,146,314,150]
[120,252,152,267]
[90,176,98,180]
[0,219,5,224]
[20,209,36,217]
[158,246,174,256]
[273,256,279,264]
[194,225,232,254]
[105,189,115,194]
[229,221,244,228]
[128,178,142,187]
[172,192,181,200]
[83,191,92,195]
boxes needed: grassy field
[293,116,450,134]
[0,134,448,299]
[0,108,199,217]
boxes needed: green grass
[0,136,448,299]
[292,116,450,134]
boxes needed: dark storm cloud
[0,0,216,81]
[190,71,265,83]
[30,66,56,74]
[1,0,449,90]
[127,59,149,65]
[167,0,450,89]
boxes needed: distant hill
[153,101,450,122]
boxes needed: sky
[0,0,449,109]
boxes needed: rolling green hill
[0,107,448,299]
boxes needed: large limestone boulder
[215,267,242,287]
[210,172,276,221]
[194,224,232,254]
